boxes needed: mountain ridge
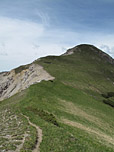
[0,44,114,102]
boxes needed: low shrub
[103,99,114,108]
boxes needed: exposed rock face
[0,64,54,101]
[62,46,81,56]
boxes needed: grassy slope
[0,45,114,152]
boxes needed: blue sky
[0,0,114,71]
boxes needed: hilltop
[63,44,114,64]
[0,44,114,152]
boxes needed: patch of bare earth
[62,118,114,148]
[59,99,113,132]
[58,99,114,148]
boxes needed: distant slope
[0,44,114,152]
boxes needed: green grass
[15,80,114,151]
[0,45,114,151]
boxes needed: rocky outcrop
[0,64,54,101]
[62,46,81,56]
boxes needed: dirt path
[22,114,42,152]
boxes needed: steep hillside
[0,44,114,152]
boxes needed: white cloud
[100,45,111,53]
[0,17,68,72]
[100,44,114,57]
[0,42,8,56]
[0,17,44,57]
[0,17,44,71]
[35,11,50,27]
